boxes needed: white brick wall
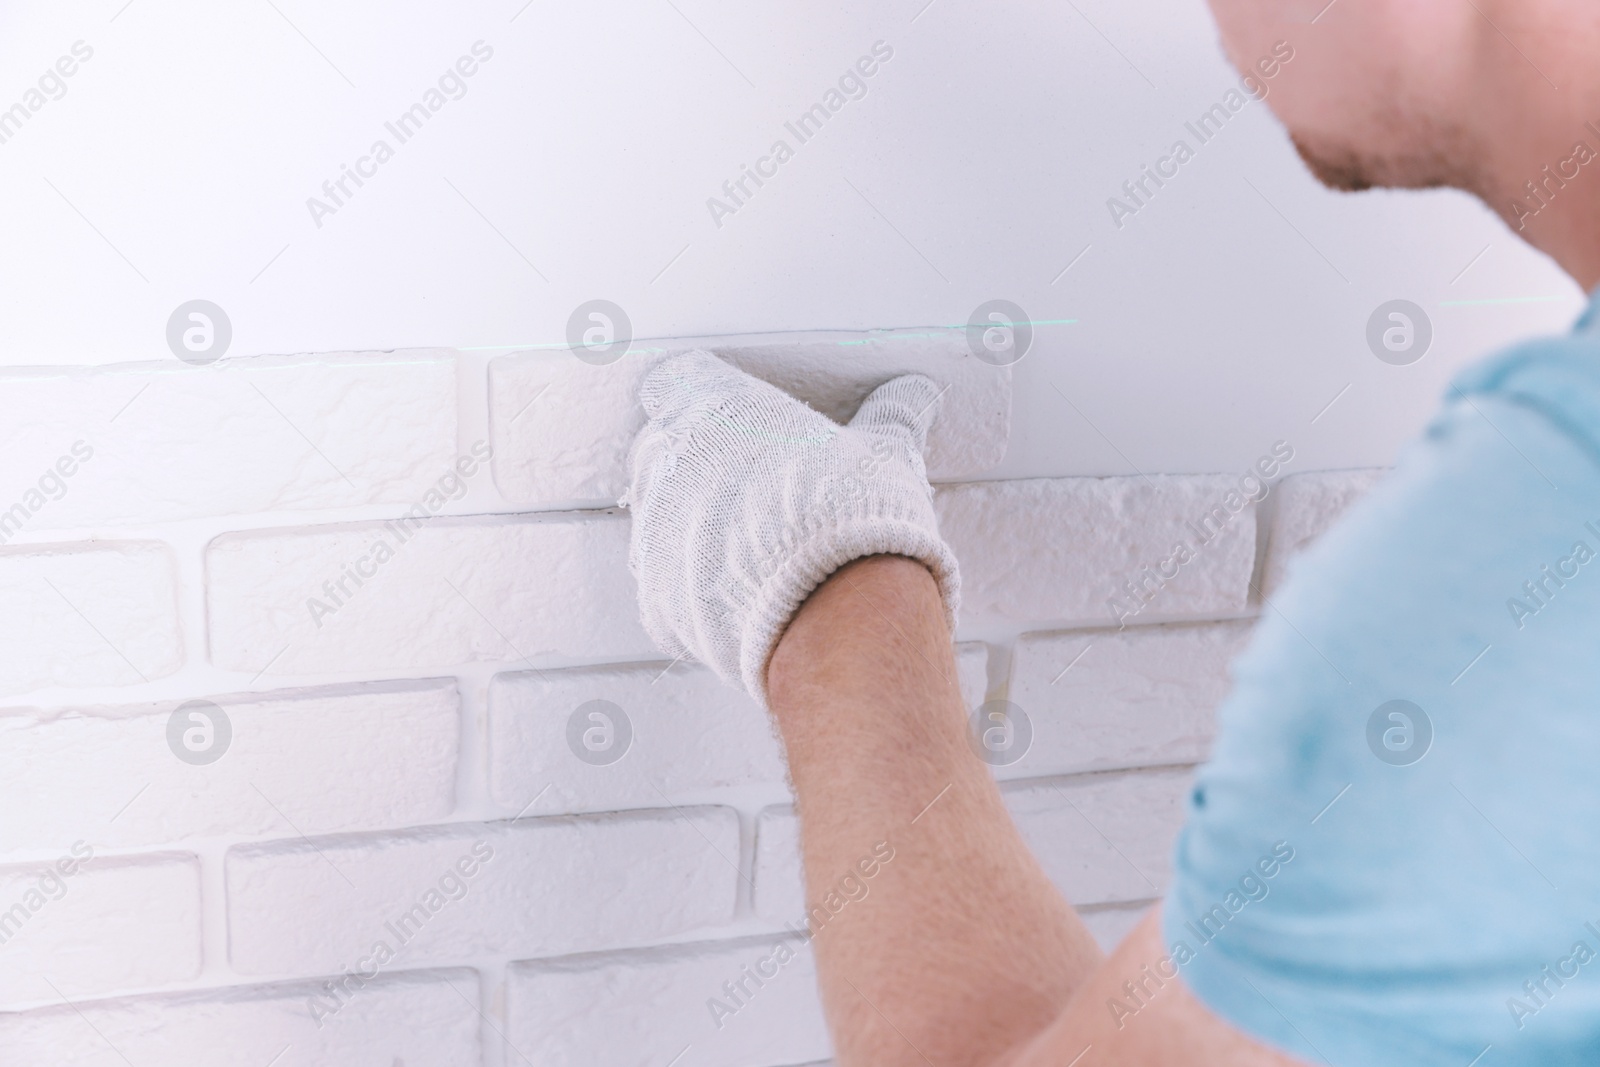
[752,808,807,927]
[0,342,1377,1064]
[0,851,201,1005]
[1004,768,1192,906]
[0,968,483,1066]
[0,680,460,853]
[488,663,789,815]
[487,336,1010,507]
[0,354,457,530]
[207,512,651,676]
[936,475,1257,628]
[507,938,830,1067]
[1004,621,1253,776]
[226,808,740,976]
[1261,468,1387,596]
[0,541,181,694]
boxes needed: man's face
[1205,0,1478,193]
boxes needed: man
[623,2,1600,1062]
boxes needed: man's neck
[1518,186,1600,293]
[1466,11,1600,291]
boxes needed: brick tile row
[2,469,1381,694]
[487,335,1012,506]
[0,968,481,1066]
[225,808,740,977]
[0,680,460,855]
[0,353,458,530]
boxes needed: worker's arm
[767,554,1306,1067]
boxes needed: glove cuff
[738,517,962,710]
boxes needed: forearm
[766,554,1105,1066]
[622,356,1296,1065]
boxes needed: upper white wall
[0,0,1585,477]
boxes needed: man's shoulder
[1443,319,1600,463]
[1160,317,1600,1065]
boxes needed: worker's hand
[623,349,960,707]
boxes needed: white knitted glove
[623,350,961,708]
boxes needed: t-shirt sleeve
[1162,354,1600,1066]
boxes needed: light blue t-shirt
[1164,289,1600,1064]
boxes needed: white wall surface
[0,0,1586,477]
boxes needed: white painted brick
[490,643,987,814]
[0,968,481,1066]
[227,808,739,975]
[1004,768,1192,907]
[507,938,829,1067]
[953,641,991,710]
[0,680,459,854]
[0,354,458,531]
[206,512,651,676]
[708,340,1010,479]
[489,662,785,813]
[1004,621,1252,777]
[752,806,804,926]
[488,335,1011,506]
[0,541,181,694]
[1262,467,1385,596]
[935,476,1257,628]
[0,851,200,1007]
[1078,901,1153,953]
